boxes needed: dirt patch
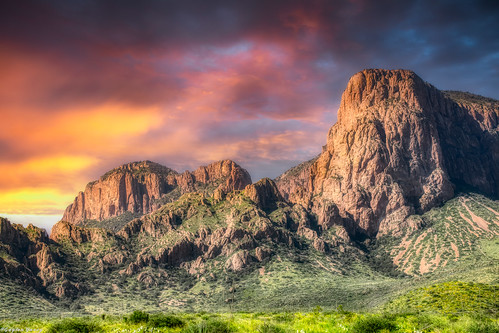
[450,242,459,260]
[419,247,431,274]
[414,231,428,256]
[393,236,411,265]
[431,252,441,267]
[459,211,481,232]
[461,201,491,232]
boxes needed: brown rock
[225,250,252,271]
[244,178,283,211]
[50,220,114,244]
[102,251,127,266]
[277,69,499,238]
[254,247,272,261]
[62,160,251,226]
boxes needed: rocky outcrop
[275,158,317,207]
[50,220,114,244]
[0,217,78,297]
[244,178,283,211]
[225,250,253,271]
[276,69,498,237]
[62,160,252,226]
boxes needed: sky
[1,0,498,232]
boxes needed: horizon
[1,0,498,232]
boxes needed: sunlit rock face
[62,160,252,225]
[277,69,498,238]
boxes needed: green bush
[182,318,233,333]
[351,315,397,333]
[148,313,185,328]
[272,312,293,322]
[467,320,499,333]
[126,310,150,324]
[46,318,103,333]
[258,323,285,333]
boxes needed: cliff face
[0,218,79,297]
[277,69,499,237]
[62,160,252,225]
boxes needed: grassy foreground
[1,310,498,333]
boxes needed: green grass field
[1,309,497,333]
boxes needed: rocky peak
[50,220,114,243]
[245,178,283,211]
[0,217,74,296]
[337,69,429,127]
[277,69,498,238]
[102,160,177,179]
[192,160,252,193]
[62,159,252,228]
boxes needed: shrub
[258,323,285,333]
[46,318,102,333]
[126,310,149,324]
[351,315,397,333]
[272,312,293,322]
[182,318,233,333]
[467,321,499,333]
[148,313,185,328]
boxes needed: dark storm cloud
[2,0,497,103]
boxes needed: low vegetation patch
[148,313,185,328]
[183,318,233,333]
[384,281,499,317]
[1,309,498,332]
[46,318,103,333]
[350,314,397,333]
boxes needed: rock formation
[62,160,252,226]
[276,69,498,237]
[244,178,284,211]
[0,218,79,297]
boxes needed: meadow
[1,309,498,333]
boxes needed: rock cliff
[62,160,251,226]
[0,218,80,298]
[276,69,498,237]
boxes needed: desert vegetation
[1,308,498,333]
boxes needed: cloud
[0,0,497,223]
[0,188,72,215]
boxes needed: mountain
[276,69,498,238]
[1,69,498,315]
[62,160,252,230]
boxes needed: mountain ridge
[276,68,499,238]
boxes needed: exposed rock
[137,271,158,287]
[62,160,251,226]
[276,69,498,238]
[225,250,253,271]
[254,247,272,261]
[102,251,128,266]
[275,158,316,206]
[244,178,283,211]
[313,238,328,253]
[0,218,77,298]
[50,220,114,244]
[55,280,82,299]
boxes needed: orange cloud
[0,188,71,215]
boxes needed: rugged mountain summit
[277,69,499,237]
[63,160,252,226]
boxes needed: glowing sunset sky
[1,0,498,231]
